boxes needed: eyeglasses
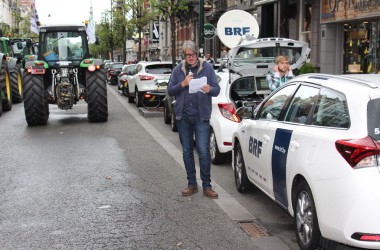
[185,53,196,58]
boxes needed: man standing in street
[266,55,294,92]
[168,40,220,199]
[205,53,214,65]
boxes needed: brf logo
[224,27,250,36]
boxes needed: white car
[232,73,380,249]
[127,61,173,107]
[210,38,310,164]
[117,64,136,98]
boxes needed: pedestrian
[266,55,294,92]
[205,53,214,65]
[168,40,220,199]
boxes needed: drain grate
[239,221,271,238]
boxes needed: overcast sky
[35,0,110,25]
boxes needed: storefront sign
[204,23,216,39]
[321,0,380,23]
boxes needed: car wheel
[171,110,177,132]
[135,89,143,107]
[294,180,321,250]
[128,87,134,103]
[210,129,226,165]
[164,100,171,124]
[234,142,252,193]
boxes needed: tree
[152,0,189,68]
[126,0,156,61]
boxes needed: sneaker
[203,188,218,199]
[182,186,198,196]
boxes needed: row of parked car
[104,60,172,108]
[109,37,380,250]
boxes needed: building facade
[320,0,380,74]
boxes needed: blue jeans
[177,114,212,189]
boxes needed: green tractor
[23,25,108,126]
[10,37,39,68]
[0,37,23,116]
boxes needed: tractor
[10,37,39,68]
[23,25,108,126]
[0,36,23,116]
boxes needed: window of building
[343,21,380,74]
[301,0,312,46]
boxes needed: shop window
[301,0,312,45]
[344,21,379,74]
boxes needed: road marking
[109,86,255,221]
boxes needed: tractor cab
[39,26,89,67]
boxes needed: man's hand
[273,65,279,72]
[181,72,194,87]
[201,84,212,93]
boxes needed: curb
[138,107,164,118]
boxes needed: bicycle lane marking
[108,86,255,221]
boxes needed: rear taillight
[88,65,96,72]
[352,232,380,242]
[218,103,240,123]
[139,75,154,81]
[144,93,152,98]
[335,136,380,169]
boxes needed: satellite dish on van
[216,10,260,48]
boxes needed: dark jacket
[168,58,220,121]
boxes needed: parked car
[117,64,136,97]
[106,62,124,85]
[103,60,113,74]
[210,38,310,164]
[232,73,380,250]
[163,87,177,132]
[127,61,173,107]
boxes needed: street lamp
[199,0,204,58]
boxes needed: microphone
[186,64,193,76]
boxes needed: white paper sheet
[189,76,207,93]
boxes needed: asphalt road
[0,85,298,250]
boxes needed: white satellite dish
[216,10,260,48]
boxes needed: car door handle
[263,135,270,143]
[290,141,299,151]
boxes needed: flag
[30,0,40,34]
[86,2,96,44]
[152,22,159,43]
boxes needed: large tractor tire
[22,72,49,126]
[10,63,23,103]
[86,69,108,122]
[0,60,12,112]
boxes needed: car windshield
[41,31,86,63]
[233,47,303,67]
[145,64,172,74]
[110,63,123,69]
